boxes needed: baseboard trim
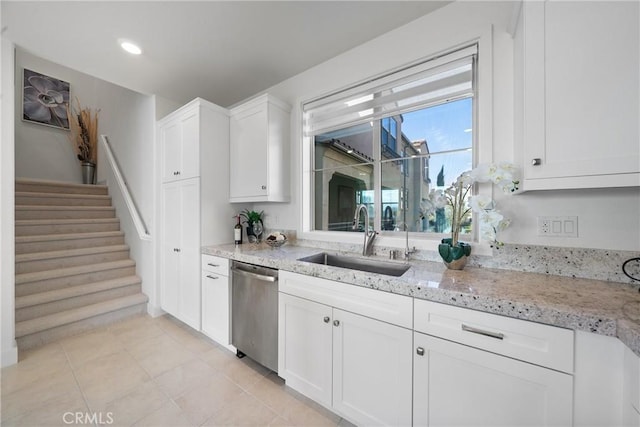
[2,340,18,367]
[147,303,165,318]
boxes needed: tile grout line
[59,339,99,427]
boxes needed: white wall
[253,1,639,252]
[15,49,95,182]
[154,95,181,121]
[1,39,18,367]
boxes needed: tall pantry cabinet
[157,98,235,330]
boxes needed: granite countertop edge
[202,243,640,356]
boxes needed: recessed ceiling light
[119,40,142,55]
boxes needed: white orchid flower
[430,189,447,209]
[470,163,492,183]
[469,195,494,212]
[478,210,504,227]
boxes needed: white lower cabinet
[624,344,640,427]
[278,272,413,426]
[413,332,573,426]
[278,293,332,407]
[332,308,412,426]
[413,299,573,426]
[160,178,201,330]
[201,255,231,347]
[276,271,638,426]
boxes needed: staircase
[14,178,148,349]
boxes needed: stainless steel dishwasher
[231,261,279,372]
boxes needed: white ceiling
[2,1,450,107]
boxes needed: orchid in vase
[422,162,520,269]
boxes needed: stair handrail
[100,135,151,241]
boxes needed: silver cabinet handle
[531,158,542,166]
[416,347,425,356]
[333,320,340,327]
[261,185,267,190]
[207,263,220,267]
[173,248,181,252]
[461,324,504,340]
[206,275,219,280]
[323,316,330,323]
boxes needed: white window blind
[303,45,477,136]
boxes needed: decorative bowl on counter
[265,232,287,248]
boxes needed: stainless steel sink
[297,252,410,277]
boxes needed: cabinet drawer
[279,271,412,329]
[201,254,229,276]
[414,299,574,373]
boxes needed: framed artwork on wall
[22,68,70,130]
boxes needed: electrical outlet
[537,216,578,237]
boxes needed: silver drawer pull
[461,324,504,340]
[416,347,425,356]
[207,263,220,267]
[323,316,330,323]
[206,275,219,280]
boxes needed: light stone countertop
[203,243,640,356]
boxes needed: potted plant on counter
[240,209,264,242]
[422,162,520,270]
[67,98,100,184]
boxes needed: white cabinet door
[414,332,573,427]
[160,178,201,330]
[179,109,200,181]
[332,309,412,427]
[229,94,290,202]
[160,120,182,183]
[160,181,181,317]
[201,271,230,345]
[230,104,268,200]
[278,293,333,408]
[177,178,201,330]
[521,1,640,190]
[160,107,200,183]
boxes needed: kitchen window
[304,45,477,238]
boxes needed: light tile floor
[1,314,354,427]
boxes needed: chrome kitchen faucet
[353,204,377,256]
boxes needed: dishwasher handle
[231,267,277,282]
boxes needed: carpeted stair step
[15,245,130,274]
[15,178,108,196]
[16,259,137,297]
[15,218,121,236]
[16,191,112,207]
[14,177,148,350]
[15,231,125,254]
[16,275,142,322]
[15,205,116,220]
[15,293,149,350]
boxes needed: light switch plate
[537,216,578,237]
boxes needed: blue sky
[400,98,473,187]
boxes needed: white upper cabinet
[159,104,200,183]
[229,94,291,202]
[517,1,639,190]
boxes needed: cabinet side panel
[574,330,624,426]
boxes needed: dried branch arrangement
[67,98,100,165]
